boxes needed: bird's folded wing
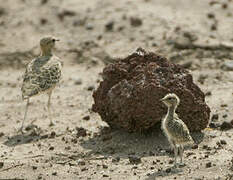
[21,57,62,98]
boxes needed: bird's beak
[55,38,60,41]
[160,98,165,102]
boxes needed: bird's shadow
[145,165,183,180]
[80,123,205,160]
[3,125,48,147]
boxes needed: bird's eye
[52,39,56,42]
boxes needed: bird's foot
[177,162,186,168]
[49,122,55,127]
[17,127,25,134]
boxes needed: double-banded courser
[20,36,62,133]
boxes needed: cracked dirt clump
[92,48,210,132]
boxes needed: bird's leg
[47,90,54,126]
[179,145,184,164]
[19,98,30,133]
[173,144,178,167]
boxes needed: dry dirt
[0,0,233,179]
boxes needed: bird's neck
[166,105,176,120]
[40,47,53,56]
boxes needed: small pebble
[0,162,4,168]
[130,17,142,27]
[87,85,95,91]
[220,139,227,145]
[221,61,233,71]
[220,121,233,130]
[77,160,86,166]
[49,146,54,151]
[165,167,171,173]
[74,79,82,85]
[128,156,141,164]
[206,162,212,168]
[112,157,120,163]
[105,21,114,31]
[52,172,57,176]
[83,115,90,121]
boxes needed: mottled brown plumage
[20,36,62,133]
[161,93,194,166]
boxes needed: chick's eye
[52,39,56,42]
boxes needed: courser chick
[161,93,194,166]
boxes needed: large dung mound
[92,48,210,132]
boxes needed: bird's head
[40,36,59,55]
[161,93,180,108]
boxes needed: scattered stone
[87,85,95,91]
[211,114,219,122]
[207,13,215,19]
[149,151,155,156]
[206,162,212,168]
[222,114,228,118]
[198,74,208,84]
[81,167,88,171]
[86,23,94,30]
[40,134,49,139]
[103,174,109,177]
[50,131,56,138]
[105,21,114,31]
[52,172,57,176]
[83,115,90,121]
[221,61,233,71]
[165,167,172,173]
[209,122,221,129]
[211,24,217,31]
[0,8,6,16]
[220,121,233,130]
[103,164,108,169]
[41,0,48,5]
[37,174,43,179]
[76,127,87,137]
[0,162,4,168]
[205,91,212,96]
[202,145,211,151]
[130,17,142,27]
[92,48,210,132]
[49,146,54,151]
[168,159,174,164]
[180,60,192,69]
[219,139,227,145]
[32,166,37,170]
[77,160,86,166]
[0,132,4,137]
[65,146,71,150]
[74,78,82,85]
[112,157,120,163]
[40,18,47,25]
[71,138,77,144]
[222,3,228,9]
[128,156,141,164]
[57,10,76,21]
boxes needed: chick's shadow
[80,123,205,160]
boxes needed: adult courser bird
[20,36,62,132]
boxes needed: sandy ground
[0,0,233,179]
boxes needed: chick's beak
[160,98,165,102]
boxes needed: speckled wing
[168,114,194,144]
[21,55,62,99]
